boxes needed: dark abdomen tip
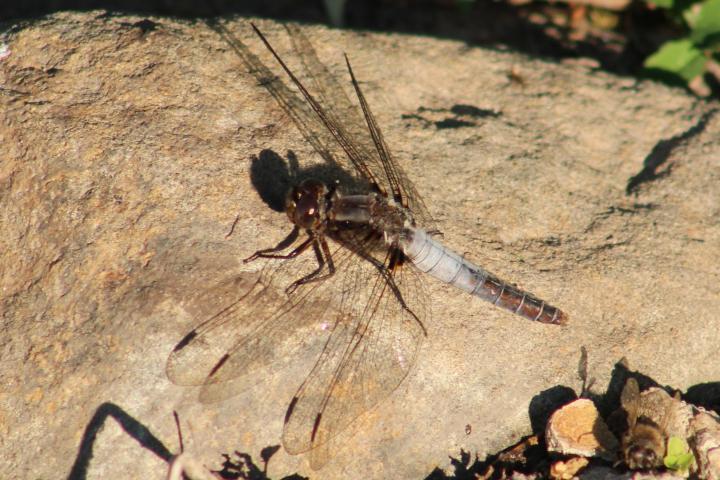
[554,309,569,325]
[537,305,568,325]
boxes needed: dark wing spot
[173,331,197,351]
[209,354,230,377]
[284,396,299,425]
[311,413,322,444]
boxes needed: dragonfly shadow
[67,401,306,480]
[249,148,367,213]
[249,149,296,213]
[67,401,173,480]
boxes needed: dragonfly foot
[243,252,261,263]
[285,282,300,295]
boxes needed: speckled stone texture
[1,11,719,480]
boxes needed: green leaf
[683,2,703,29]
[648,0,676,8]
[691,0,720,47]
[666,436,688,457]
[664,436,695,472]
[644,38,707,83]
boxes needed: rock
[578,465,633,480]
[2,11,720,480]
[577,465,687,480]
[550,456,589,480]
[546,398,618,460]
[691,409,720,480]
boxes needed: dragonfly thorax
[285,178,330,230]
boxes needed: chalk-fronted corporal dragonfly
[167,22,567,458]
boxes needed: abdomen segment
[402,228,567,325]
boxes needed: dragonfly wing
[284,23,435,228]
[166,242,346,396]
[208,20,351,173]
[281,242,429,454]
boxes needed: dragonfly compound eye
[288,180,327,230]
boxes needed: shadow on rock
[250,149,298,213]
[626,108,718,195]
[423,439,549,480]
[67,402,306,480]
[67,402,173,480]
[685,382,720,415]
[249,148,370,214]
[212,447,307,480]
[528,385,578,434]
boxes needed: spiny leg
[386,248,427,335]
[244,226,303,263]
[352,245,426,335]
[286,237,336,294]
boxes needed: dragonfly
[167,22,568,459]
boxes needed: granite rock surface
[1,11,719,480]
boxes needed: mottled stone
[691,409,720,480]
[546,399,618,460]
[2,11,720,480]
[550,456,589,480]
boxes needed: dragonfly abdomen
[402,228,567,325]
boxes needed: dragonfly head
[286,179,328,230]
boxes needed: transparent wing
[166,239,353,393]
[283,24,434,227]
[166,231,429,451]
[282,239,428,454]
[209,20,434,227]
[208,21,370,192]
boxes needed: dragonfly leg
[426,228,443,238]
[386,249,427,335]
[286,237,336,294]
[243,226,302,262]
[354,247,427,335]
